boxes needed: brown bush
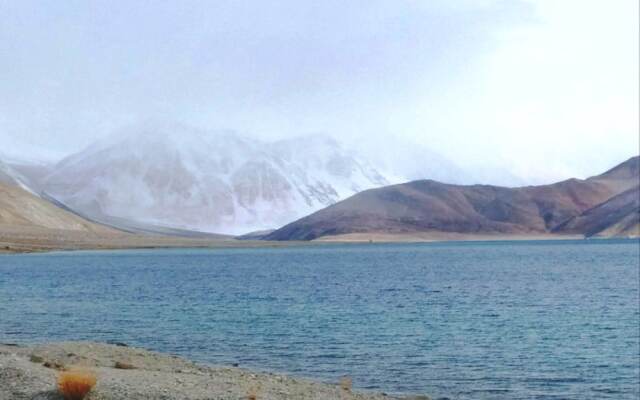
[57,369,97,400]
[247,386,259,400]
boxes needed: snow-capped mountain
[41,123,390,234]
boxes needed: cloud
[0,0,636,183]
[387,0,639,181]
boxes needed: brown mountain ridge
[265,156,640,241]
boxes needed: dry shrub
[247,385,259,400]
[339,376,352,391]
[57,369,97,400]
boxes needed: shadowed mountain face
[265,156,640,240]
[553,186,640,237]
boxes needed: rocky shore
[0,342,430,400]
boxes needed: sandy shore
[312,232,586,243]
[1,225,614,255]
[0,342,431,400]
[0,224,309,254]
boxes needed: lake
[1,240,638,399]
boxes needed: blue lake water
[1,240,638,399]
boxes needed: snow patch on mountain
[41,123,393,234]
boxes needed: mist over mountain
[9,121,636,237]
[0,157,117,235]
[345,136,474,185]
[0,157,41,194]
[36,123,464,234]
[0,160,23,187]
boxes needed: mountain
[0,176,115,235]
[7,160,53,193]
[588,154,640,191]
[265,156,640,240]
[0,155,242,252]
[0,158,34,191]
[553,185,639,237]
[0,156,125,252]
[40,123,390,235]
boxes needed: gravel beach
[0,342,430,400]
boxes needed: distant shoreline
[0,234,306,255]
[312,232,589,243]
[2,230,636,255]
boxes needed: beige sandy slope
[0,180,124,252]
[0,182,116,234]
[0,181,292,253]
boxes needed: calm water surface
[1,240,638,399]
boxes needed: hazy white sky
[1,0,638,181]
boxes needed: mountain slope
[41,123,390,234]
[553,185,640,237]
[0,180,115,234]
[265,156,640,240]
[7,160,53,193]
[587,155,640,192]
[0,156,125,250]
[0,159,33,191]
[0,164,244,252]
